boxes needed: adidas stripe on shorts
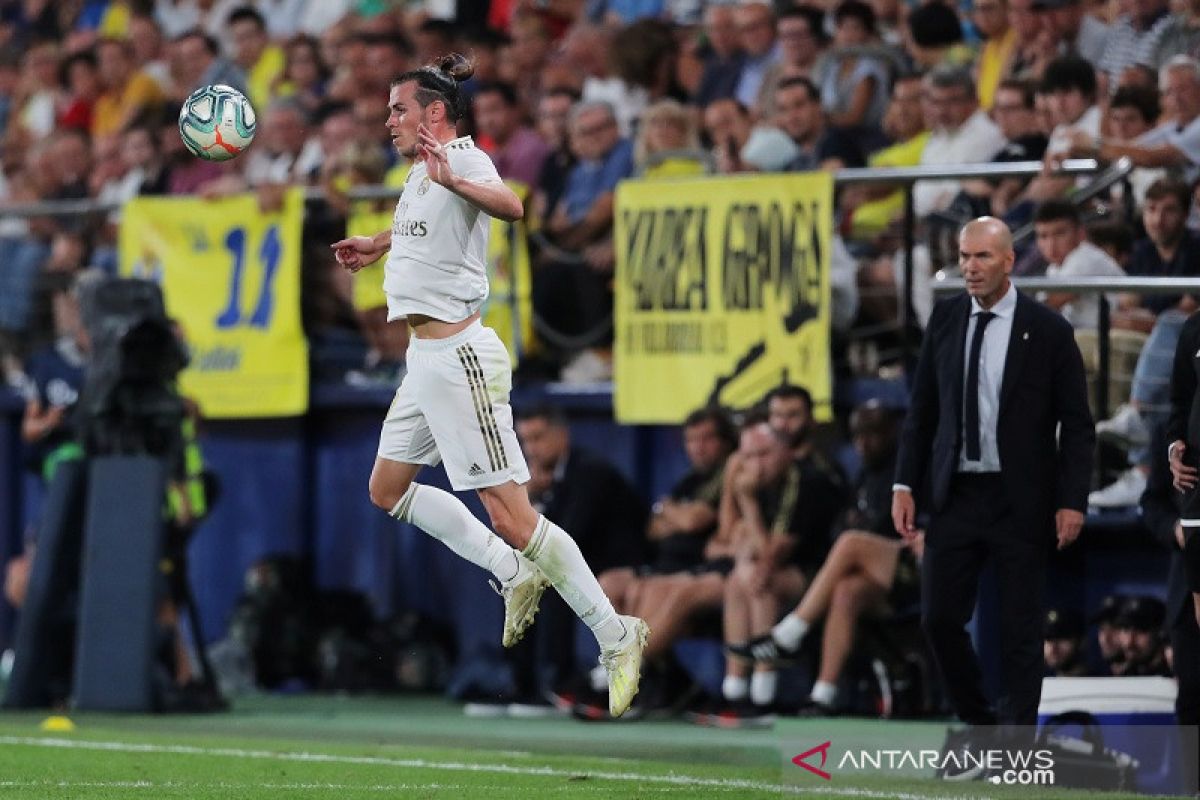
[378,319,531,491]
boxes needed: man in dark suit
[1143,422,1200,793]
[891,217,1094,740]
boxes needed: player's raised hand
[417,124,455,188]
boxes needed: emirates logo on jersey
[393,219,428,237]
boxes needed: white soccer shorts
[378,320,531,491]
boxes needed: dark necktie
[965,311,996,462]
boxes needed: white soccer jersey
[383,136,502,323]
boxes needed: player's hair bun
[434,53,474,83]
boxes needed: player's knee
[369,474,411,514]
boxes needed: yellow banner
[119,189,308,418]
[614,173,833,424]
[347,180,535,363]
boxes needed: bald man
[892,218,1094,765]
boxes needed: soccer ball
[178,84,256,162]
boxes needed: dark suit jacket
[895,290,1095,538]
[1140,424,1192,628]
[540,446,649,573]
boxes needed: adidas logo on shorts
[468,463,484,477]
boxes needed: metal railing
[0,157,1129,367]
[933,275,1200,419]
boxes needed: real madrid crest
[417,176,431,196]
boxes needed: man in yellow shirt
[228,6,283,110]
[92,37,164,140]
[841,74,930,239]
[973,0,1017,110]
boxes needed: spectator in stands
[1115,596,1171,676]
[1008,0,1053,79]
[473,82,550,189]
[585,406,737,713]
[228,6,284,110]
[515,404,649,692]
[170,29,246,100]
[1043,55,1102,160]
[1043,608,1088,676]
[731,1,780,112]
[756,6,826,117]
[693,3,745,107]
[1107,84,1166,207]
[972,0,1016,110]
[535,101,632,374]
[1037,0,1109,70]
[955,78,1048,220]
[1142,0,1200,70]
[272,34,328,117]
[129,13,171,93]
[1033,199,1125,331]
[633,99,704,177]
[702,98,754,175]
[913,66,1006,218]
[1091,594,1129,675]
[414,19,456,68]
[739,402,918,715]
[11,41,63,141]
[504,14,554,121]
[92,37,165,141]
[1074,56,1200,185]
[1091,179,1200,507]
[608,19,681,129]
[531,87,578,225]
[905,1,970,71]
[816,1,889,142]
[363,35,414,105]
[1099,0,1172,92]
[719,418,840,714]
[840,73,929,240]
[772,76,864,172]
[58,51,99,134]
[238,98,318,188]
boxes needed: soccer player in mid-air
[331,54,647,717]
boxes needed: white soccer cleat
[494,571,550,648]
[600,616,650,718]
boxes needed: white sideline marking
[0,736,991,799]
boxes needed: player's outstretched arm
[331,231,390,273]
[417,124,524,222]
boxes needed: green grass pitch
[0,696,1165,798]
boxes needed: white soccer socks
[390,483,532,584]
[772,613,810,651]
[521,515,627,648]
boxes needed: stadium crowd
[0,0,1199,728]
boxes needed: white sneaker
[599,616,649,718]
[1096,404,1150,448]
[492,570,550,648]
[1088,468,1148,508]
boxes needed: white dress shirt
[959,284,1016,473]
[892,285,1014,494]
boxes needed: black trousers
[921,473,1048,726]
[1171,595,1200,792]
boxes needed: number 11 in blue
[216,224,282,329]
